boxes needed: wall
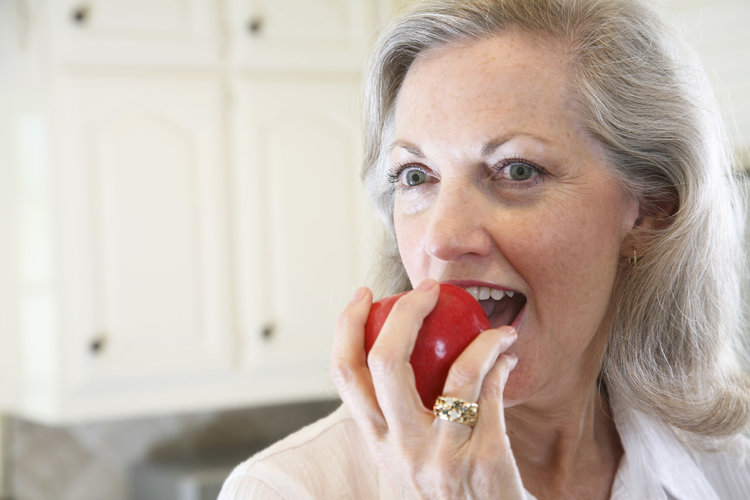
[663,0,750,154]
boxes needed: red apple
[364,283,490,409]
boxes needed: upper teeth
[464,286,514,301]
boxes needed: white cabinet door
[38,72,235,421]
[233,75,372,397]
[227,0,375,71]
[50,0,220,66]
[3,0,386,422]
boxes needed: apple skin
[364,283,490,409]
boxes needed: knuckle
[479,360,513,398]
[336,310,357,332]
[388,299,427,333]
[447,359,481,387]
[366,346,397,377]
[389,296,417,317]
[481,373,504,396]
[417,459,458,496]
[414,460,436,484]
[468,451,496,473]
[328,358,352,390]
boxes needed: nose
[424,182,493,262]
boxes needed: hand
[330,279,526,499]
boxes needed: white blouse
[218,398,750,499]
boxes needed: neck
[505,383,622,499]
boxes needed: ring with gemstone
[433,396,479,426]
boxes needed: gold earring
[628,248,638,268]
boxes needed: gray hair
[362,0,749,438]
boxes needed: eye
[403,168,427,186]
[508,162,536,181]
[494,158,544,184]
[388,164,432,187]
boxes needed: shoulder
[688,433,750,499]
[218,404,380,500]
[612,394,750,499]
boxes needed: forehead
[393,33,578,144]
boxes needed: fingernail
[503,326,518,338]
[416,279,437,291]
[351,286,366,303]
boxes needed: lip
[511,301,527,330]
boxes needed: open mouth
[462,286,527,329]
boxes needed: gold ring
[433,396,479,427]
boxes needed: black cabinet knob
[247,16,264,35]
[89,334,107,354]
[261,323,274,340]
[71,5,90,25]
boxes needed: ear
[619,192,676,259]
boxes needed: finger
[441,326,518,402]
[473,351,518,439]
[329,286,386,437]
[367,279,440,430]
[471,352,525,495]
[433,326,517,437]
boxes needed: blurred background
[0,0,748,499]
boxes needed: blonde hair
[362,0,750,438]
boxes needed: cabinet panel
[51,0,220,66]
[3,0,387,422]
[228,0,374,70]
[234,75,367,387]
[51,73,234,419]
[94,116,201,348]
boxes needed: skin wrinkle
[346,5,749,500]
[392,32,635,498]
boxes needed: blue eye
[387,165,431,187]
[495,159,543,184]
[508,162,536,181]
[403,168,427,186]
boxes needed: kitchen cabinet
[52,72,235,420]
[0,0,385,423]
[227,0,375,71]
[50,0,221,66]
[232,75,368,383]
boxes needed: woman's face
[390,34,639,407]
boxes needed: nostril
[425,222,493,261]
[420,183,495,261]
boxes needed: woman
[220,0,750,498]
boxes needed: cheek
[394,206,425,277]
[506,200,625,324]
[528,212,620,272]
[502,208,624,401]
[520,183,628,273]
[394,188,433,216]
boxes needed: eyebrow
[480,139,509,157]
[481,134,552,156]
[391,134,551,159]
[389,141,426,158]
